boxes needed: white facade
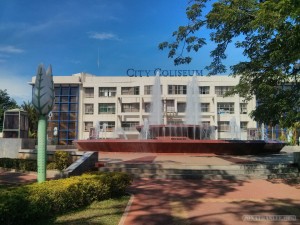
[33,73,257,143]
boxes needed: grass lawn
[32,195,131,225]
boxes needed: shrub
[0,158,37,171]
[53,151,71,171]
[0,172,132,225]
[46,162,57,170]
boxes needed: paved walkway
[0,169,37,185]
[1,150,299,225]
[110,151,300,225]
[121,178,300,225]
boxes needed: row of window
[50,85,79,145]
[84,86,233,98]
[218,121,248,132]
[84,121,248,132]
[84,102,248,114]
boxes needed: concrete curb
[118,194,135,225]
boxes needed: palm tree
[21,101,38,138]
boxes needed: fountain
[229,117,240,140]
[74,73,285,155]
[148,72,163,125]
[185,73,201,125]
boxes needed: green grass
[32,195,131,225]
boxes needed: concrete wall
[64,151,98,176]
[0,138,35,158]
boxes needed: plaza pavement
[1,150,299,225]
[103,151,300,225]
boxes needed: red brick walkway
[121,178,300,225]
[0,170,37,185]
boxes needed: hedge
[0,172,132,225]
[0,151,71,172]
[0,158,37,171]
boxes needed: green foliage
[53,151,71,171]
[0,158,37,171]
[0,172,132,225]
[21,101,38,138]
[46,162,57,170]
[0,89,18,127]
[159,0,300,127]
[34,196,130,225]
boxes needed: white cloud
[0,45,24,54]
[88,32,121,41]
[0,69,32,105]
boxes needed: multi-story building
[31,73,257,145]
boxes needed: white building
[31,73,257,145]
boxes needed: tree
[159,0,300,127]
[21,101,38,138]
[0,89,18,129]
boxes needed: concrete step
[101,162,296,170]
[98,166,299,180]
[98,167,298,175]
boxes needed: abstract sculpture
[32,64,54,182]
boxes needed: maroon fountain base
[73,138,285,155]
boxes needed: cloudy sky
[0,0,244,105]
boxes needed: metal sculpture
[32,64,54,182]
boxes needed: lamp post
[32,64,54,183]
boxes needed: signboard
[127,68,203,77]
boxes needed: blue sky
[0,0,245,105]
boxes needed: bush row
[0,172,132,225]
[0,158,37,171]
[0,151,71,172]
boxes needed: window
[60,104,68,111]
[168,85,187,94]
[215,86,233,96]
[55,87,61,96]
[61,87,69,96]
[144,85,152,95]
[99,87,116,97]
[121,121,139,131]
[177,102,186,113]
[98,121,115,132]
[199,86,210,94]
[144,103,151,113]
[218,121,230,132]
[84,87,94,98]
[165,100,175,112]
[217,103,234,114]
[201,103,210,112]
[84,104,94,115]
[84,122,93,131]
[202,121,211,127]
[144,85,162,95]
[240,103,248,114]
[98,103,115,114]
[50,85,79,145]
[121,86,139,95]
[122,103,140,112]
[240,122,248,131]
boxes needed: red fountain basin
[73,138,285,155]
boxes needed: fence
[248,127,300,144]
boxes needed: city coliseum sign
[126,68,203,77]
